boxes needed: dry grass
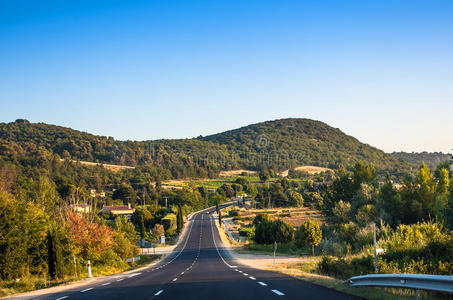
[236,207,325,227]
[279,165,332,177]
[267,261,445,300]
[219,169,257,176]
[60,159,135,172]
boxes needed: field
[160,174,307,190]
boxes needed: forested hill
[390,151,451,169]
[201,118,412,174]
[0,118,413,177]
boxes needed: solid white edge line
[209,210,237,269]
[271,289,285,296]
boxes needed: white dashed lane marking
[155,290,164,296]
[80,287,93,293]
[271,289,285,296]
[56,296,68,300]
[249,276,256,280]
[101,282,111,286]
[258,282,268,286]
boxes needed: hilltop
[201,118,412,174]
[0,118,413,177]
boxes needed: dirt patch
[219,169,257,176]
[61,159,135,172]
[279,166,331,177]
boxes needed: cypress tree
[47,229,56,280]
[47,227,66,280]
[177,205,183,233]
[140,214,145,239]
[216,202,222,226]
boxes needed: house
[70,203,91,214]
[100,203,135,219]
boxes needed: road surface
[11,208,362,300]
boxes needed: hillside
[201,118,412,174]
[0,118,413,177]
[390,151,451,169]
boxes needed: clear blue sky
[1,0,452,153]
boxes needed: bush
[239,227,255,240]
[317,255,374,280]
[161,213,176,231]
[253,215,294,244]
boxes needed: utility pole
[373,223,378,274]
[273,241,277,265]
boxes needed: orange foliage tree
[67,211,113,261]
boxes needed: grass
[0,255,162,297]
[246,242,310,256]
[161,175,306,189]
[267,260,449,300]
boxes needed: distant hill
[0,118,413,177]
[390,151,451,169]
[201,118,412,174]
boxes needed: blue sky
[1,0,452,153]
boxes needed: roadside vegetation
[218,160,453,299]
[0,119,452,298]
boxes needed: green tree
[296,219,322,256]
[259,170,270,182]
[272,220,295,244]
[219,184,235,198]
[0,192,49,280]
[112,184,137,205]
[253,213,270,227]
[331,200,351,225]
[287,191,304,207]
[176,204,184,233]
[47,224,71,280]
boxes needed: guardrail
[346,274,453,299]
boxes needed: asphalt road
[24,208,362,300]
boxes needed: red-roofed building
[100,203,135,218]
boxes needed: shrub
[239,228,255,240]
[161,213,176,231]
[317,255,374,280]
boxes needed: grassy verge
[0,255,161,297]
[246,242,309,256]
[267,259,447,300]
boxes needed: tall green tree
[296,219,322,256]
[176,205,184,233]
